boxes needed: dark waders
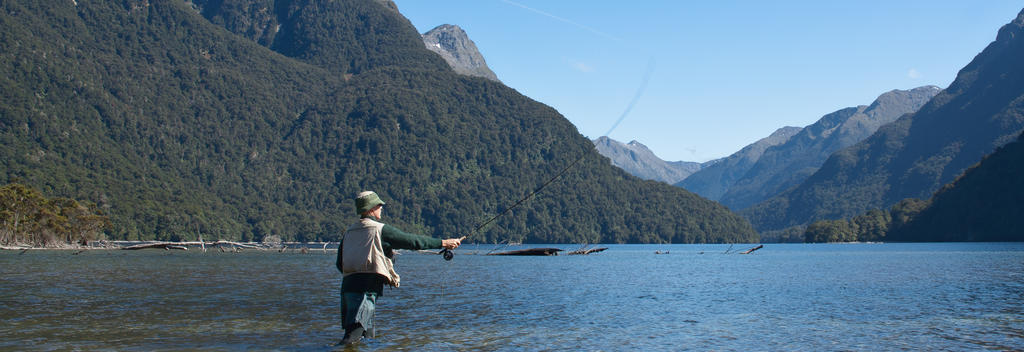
[340,291,377,345]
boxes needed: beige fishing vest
[342,218,401,287]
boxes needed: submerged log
[488,248,562,256]
[740,244,764,254]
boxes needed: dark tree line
[0,183,110,247]
[803,199,927,243]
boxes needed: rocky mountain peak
[422,24,500,81]
[626,140,651,151]
[593,136,705,184]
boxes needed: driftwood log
[122,241,204,250]
[1,245,32,251]
[566,247,608,255]
[488,248,562,256]
[121,240,264,250]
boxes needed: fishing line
[603,57,655,137]
[440,155,585,259]
[440,58,655,261]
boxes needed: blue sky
[394,1,1023,162]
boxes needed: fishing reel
[439,248,454,261]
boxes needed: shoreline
[0,241,339,252]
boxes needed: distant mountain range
[415,18,936,220]
[421,24,499,82]
[675,126,803,200]
[678,87,938,208]
[717,86,940,210]
[744,8,1024,231]
[592,137,713,184]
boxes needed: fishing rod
[440,58,655,261]
[439,154,586,260]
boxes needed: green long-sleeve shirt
[336,219,443,294]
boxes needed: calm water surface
[1,243,1022,351]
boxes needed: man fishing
[335,191,463,345]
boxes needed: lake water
[1,243,1022,351]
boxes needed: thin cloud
[907,68,922,79]
[500,0,622,42]
[571,60,595,73]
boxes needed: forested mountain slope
[0,0,756,243]
[888,132,1024,242]
[744,8,1024,231]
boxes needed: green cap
[355,191,386,214]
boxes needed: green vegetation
[888,131,1024,242]
[0,183,110,247]
[0,1,756,244]
[802,199,926,243]
[804,131,1024,242]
